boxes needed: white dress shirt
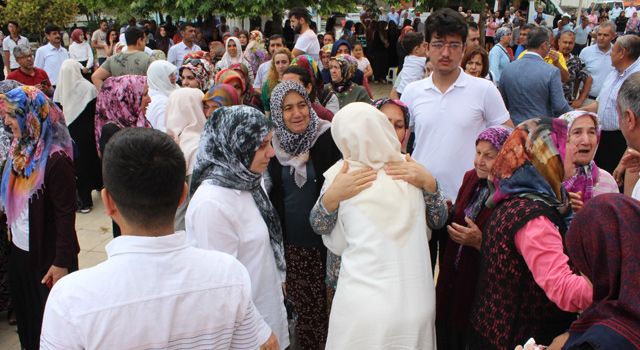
[187,181,290,350]
[400,69,510,200]
[69,41,94,69]
[167,41,202,67]
[41,231,272,349]
[34,43,69,85]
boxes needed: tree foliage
[0,0,79,36]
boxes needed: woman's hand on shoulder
[322,161,377,212]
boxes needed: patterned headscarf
[0,80,22,164]
[270,81,330,187]
[215,68,246,94]
[0,86,73,226]
[290,55,319,85]
[487,118,572,224]
[330,54,358,93]
[180,55,214,91]
[71,28,84,44]
[373,98,410,128]
[190,105,285,274]
[463,126,513,220]
[321,44,333,55]
[229,63,253,92]
[495,26,512,43]
[566,194,640,347]
[95,75,149,155]
[560,111,601,202]
[202,84,240,118]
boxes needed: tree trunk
[479,11,487,47]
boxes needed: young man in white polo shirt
[3,21,29,72]
[400,8,512,266]
[34,25,69,87]
[41,128,279,350]
[289,7,320,64]
[167,23,201,68]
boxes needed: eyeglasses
[429,41,464,51]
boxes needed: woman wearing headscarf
[318,102,436,349]
[282,66,333,121]
[466,118,593,350]
[326,54,371,108]
[329,40,364,85]
[53,60,101,213]
[230,63,263,112]
[0,79,22,327]
[488,26,513,84]
[559,111,618,212]
[436,126,512,350]
[145,60,179,132]
[267,81,342,349]
[216,37,254,82]
[559,194,640,350]
[320,44,333,84]
[261,48,292,113]
[202,84,240,118]
[179,54,214,92]
[387,20,400,69]
[215,67,262,112]
[290,54,340,115]
[186,105,289,350]
[155,25,174,55]
[1,86,79,349]
[371,21,390,83]
[69,28,93,80]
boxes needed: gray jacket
[499,53,572,125]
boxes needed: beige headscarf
[165,88,206,176]
[324,102,421,242]
[53,59,97,125]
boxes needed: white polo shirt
[293,29,320,64]
[167,41,201,67]
[2,35,29,69]
[579,44,614,97]
[34,43,69,86]
[400,69,510,200]
[40,231,272,349]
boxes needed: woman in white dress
[318,102,436,350]
[186,105,289,350]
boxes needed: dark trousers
[594,130,627,175]
[9,245,49,350]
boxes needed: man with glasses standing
[7,45,53,97]
[400,8,512,271]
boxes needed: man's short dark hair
[467,22,479,31]
[102,128,186,229]
[269,34,284,42]
[323,32,335,40]
[180,22,195,32]
[617,34,640,61]
[401,32,425,55]
[424,8,468,43]
[527,26,551,49]
[44,24,60,35]
[99,19,108,25]
[289,7,311,22]
[124,27,145,46]
[8,21,19,28]
[521,23,536,31]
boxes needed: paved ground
[0,82,393,349]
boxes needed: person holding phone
[7,45,54,97]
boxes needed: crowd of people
[0,3,639,350]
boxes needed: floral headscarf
[560,110,601,202]
[215,68,246,93]
[373,98,410,128]
[94,75,149,155]
[487,118,572,224]
[330,54,358,93]
[180,54,214,91]
[0,86,73,226]
[190,105,285,274]
[290,55,319,85]
[321,44,333,55]
[202,84,240,117]
[270,81,330,187]
[0,80,23,164]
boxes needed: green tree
[0,0,79,37]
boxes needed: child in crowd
[390,32,427,99]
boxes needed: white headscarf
[165,88,206,176]
[325,102,419,242]
[53,59,97,126]
[146,60,179,131]
[217,37,246,69]
[147,60,179,96]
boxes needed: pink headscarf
[71,29,84,44]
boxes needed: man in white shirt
[611,3,623,20]
[254,34,285,91]
[579,21,615,100]
[91,19,109,65]
[387,6,400,25]
[617,72,640,199]
[289,7,320,63]
[3,21,29,72]
[167,23,201,67]
[34,25,69,87]
[40,128,279,350]
[625,1,637,18]
[401,8,512,267]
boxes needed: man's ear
[625,109,638,131]
[178,182,188,208]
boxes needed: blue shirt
[597,58,640,130]
[579,44,614,97]
[574,25,592,45]
[488,44,511,83]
